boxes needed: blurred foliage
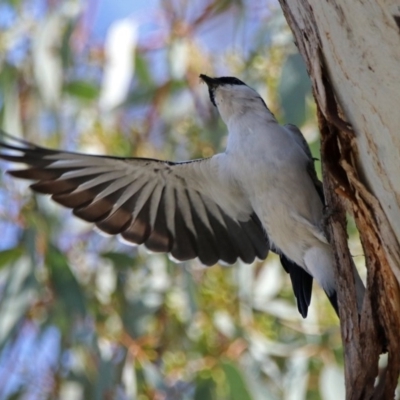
[0,0,363,399]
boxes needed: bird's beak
[199,74,218,88]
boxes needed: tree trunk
[277,1,400,398]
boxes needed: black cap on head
[199,74,246,106]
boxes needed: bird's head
[199,74,269,124]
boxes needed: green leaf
[194,377,216,400]
[221,360,253,400]
[122,299,158,338]
[60,20,76,69]
[92,357,116,400]
[64,80,100,101]
[123,86,156,106]
[100,251,136,270]
[141,360,166,391]
[135,54,153,87]
[0,257,37,347]
[0,247,24,269]
[124,79,185,107]
[46,246,86,317]
[278,53,311,126]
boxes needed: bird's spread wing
[0,136,269,266]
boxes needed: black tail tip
[326,291,339,316]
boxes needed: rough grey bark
[277,1,400,399]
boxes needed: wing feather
[144,188,173,253]
[73,185,130,222]
[206,211,238,264]
[0,136,269,265]
[170,189,198,261]
[53,182,112,208]
[185,191,220,266]
[32,174,103,195]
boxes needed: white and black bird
[0,75,364,318]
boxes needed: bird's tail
[324,290,339,316]
[325,265,365,317]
